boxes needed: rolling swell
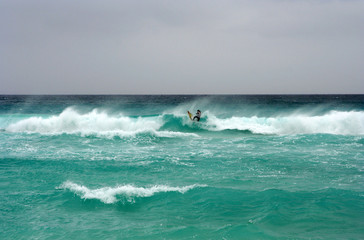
[57,182,364,238]
[192,187,364,239]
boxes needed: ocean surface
[0,95,363,239]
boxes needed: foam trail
[154,131,198,138]
[59,181,206,204]
[206,111,364,135]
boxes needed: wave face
[59,181,205,204]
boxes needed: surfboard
[187,111,193,120]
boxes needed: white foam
[205,111,364,135]
[5,108,165,137]
[59,181,205,204]
[154,130,198,138]
[6,108,363,136]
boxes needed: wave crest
[6,107,165,137]
[59,181,205,204]
[5,108,364,136]
[205,111,364,135]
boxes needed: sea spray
[204,110,364,135]
[6,107,364,136]
[5,107,163,137]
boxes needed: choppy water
[1,95,363,239]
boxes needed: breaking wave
[4,107,364,136]
[5,107,197,138]
[205,111,364,135]
[59,181,206,204]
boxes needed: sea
[0,95,363,239]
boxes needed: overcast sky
[1,0,363,94]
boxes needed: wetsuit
[193,111,201,121]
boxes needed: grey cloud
[1,0,363,94]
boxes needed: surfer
[193,110,201,121]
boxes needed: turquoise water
[1,95,363,239]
